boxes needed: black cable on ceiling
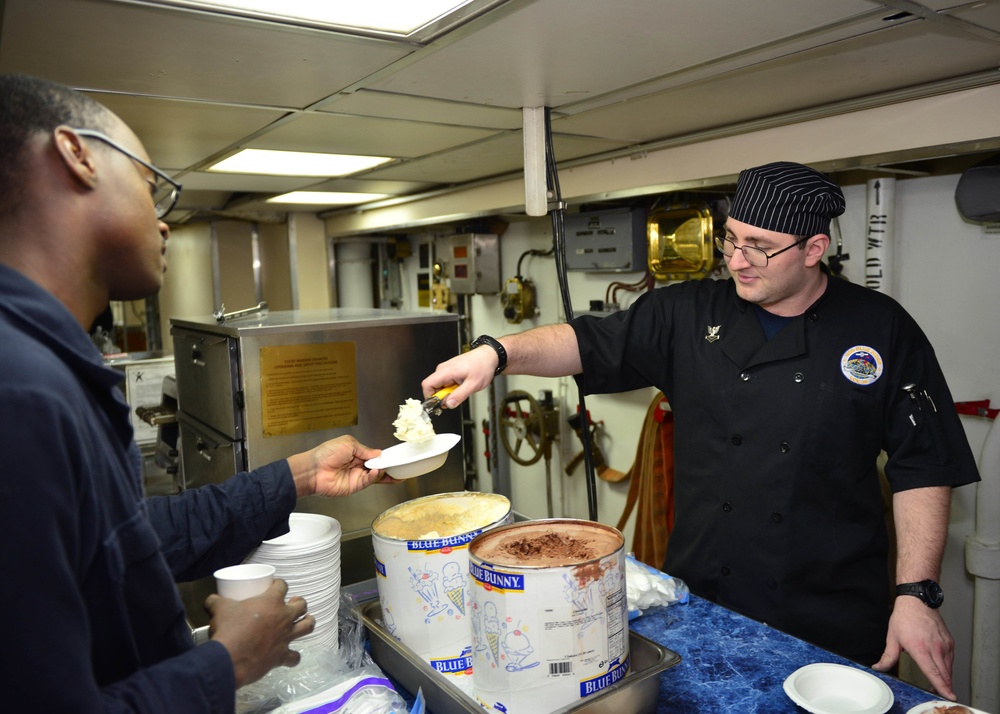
[544,107,599,523]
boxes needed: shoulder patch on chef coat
[840,345,883,385]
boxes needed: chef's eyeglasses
[714,232,809,267]
[71,128,182,219]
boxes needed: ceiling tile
[176,172,317,193]
[175,189,233,211]
[365,132,630,183]
[556,19,1000,143]
[949,1,1000,33]
[88,92,286,169]
[244,112,501,158]
[0,0,413,108]
[915,0,990,11]
[305,177,439,194]
[319,89,523,130]
[364,0,877,108]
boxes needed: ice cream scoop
[420,384,458,416]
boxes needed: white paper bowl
[262,512,340,547]
[783,663,894,714]
[365,433,460,479]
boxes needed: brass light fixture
[647,203,714,281]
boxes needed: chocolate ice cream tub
[468,519,628,714]
[371,492,512,695]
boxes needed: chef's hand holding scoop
[421,384,458,416]
[364,385,461,479]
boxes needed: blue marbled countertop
[629,593,937,713]
[352,573,948,713]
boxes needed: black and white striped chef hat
[728,161,845,237]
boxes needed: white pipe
[967,413,1000,712]
[334,241,374,308]
[523,107,548,217]
[864,177,895,295]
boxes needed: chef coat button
[721,566,731,576]
[731,435,743,446]
[780,442,790,453]
[808,313,819,322]
[723,501,733,513]
[793,372,804,383]
[740,372,750,382]
[771,512,783,523]
[766,578,778,590]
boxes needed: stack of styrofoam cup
[246,513,342,651]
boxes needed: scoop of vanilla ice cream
[393,398,436,444]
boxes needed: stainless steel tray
[360,600,680,714]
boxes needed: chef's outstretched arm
[872,485,956,700]
[422,324,582,409]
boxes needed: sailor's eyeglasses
[71,128,182,219]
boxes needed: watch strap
[895,580,943,608]
[471,335,507,376]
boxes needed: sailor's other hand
[205,579,315,688]
[289,434,395,498]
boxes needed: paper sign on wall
[122,358,176,446]
[259,342,358,437]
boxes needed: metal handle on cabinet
[213,301,269,324]
[196,440,213,461]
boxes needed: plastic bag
[625,553,689,620]
[236,593,408,714]
[408,689,425,714]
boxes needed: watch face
[925,580,944,607]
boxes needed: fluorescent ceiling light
[267,191,391,205]
[143,0,481,37]
[208,149,392,177]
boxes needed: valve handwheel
[499,390,545,466]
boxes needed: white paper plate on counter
[364,432,460,479]
[906,702,988,714]
[784,663,893,714]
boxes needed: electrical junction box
[564,208,647,272]
[446,233,501,294]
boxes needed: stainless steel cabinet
[170,308,466,604]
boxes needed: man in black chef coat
[422,161,979,701]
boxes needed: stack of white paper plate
[246,513,342,651]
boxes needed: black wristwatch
[470,335,507,376]
[896,580,944,609]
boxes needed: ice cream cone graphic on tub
[442,561,466,615]
[484,601,502,665]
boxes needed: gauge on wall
[500,276,538,324]
[647,203,714,281]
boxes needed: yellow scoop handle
[432,385,457,401]
[421,385,458,415]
